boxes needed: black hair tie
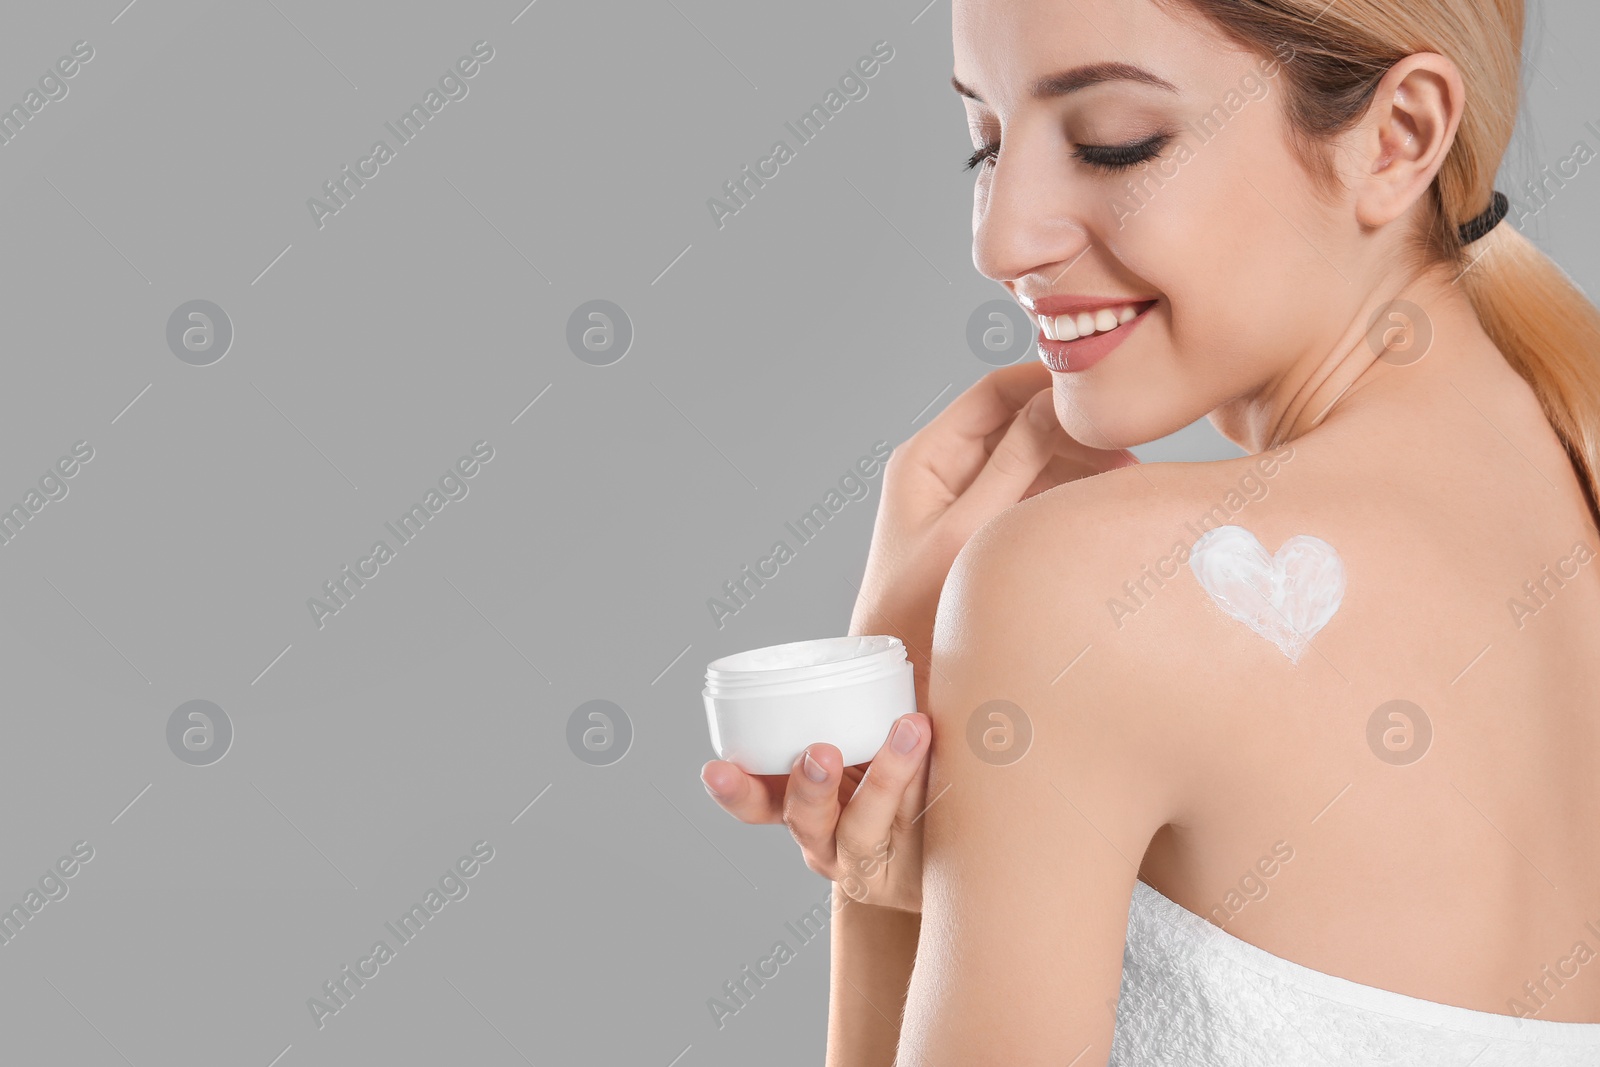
[1457,190,1509,244]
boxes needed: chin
[1051,388,1192,452]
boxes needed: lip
[1032,298,1157,373]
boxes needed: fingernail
[701,768,728,799]
[891,718,919,754]
[802,751,828,783]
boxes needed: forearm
[833,577,931,1062]
[826,895,921,1066]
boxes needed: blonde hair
[1161,0,1600,527]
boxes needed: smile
[1038,299,1157,341]
[1031,298,1158,373]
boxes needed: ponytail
[1459,225,1600,528]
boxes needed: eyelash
[963,133,1171,174]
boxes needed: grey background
[0,1,1591,1064]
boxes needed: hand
[701,711,933,913]
[851,359,1139,708]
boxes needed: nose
[971,145,1092,287]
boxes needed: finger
[948,389,1064,521]
[836,763,867,807]
[700,760,786,824]
[1021,444,1140,500]
[836,714,932,859]
[931,361,1050,442]
[782,743,846,874]
[907,362,1051,480]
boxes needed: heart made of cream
[1188,525,1345,664]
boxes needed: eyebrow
[951,62,1179,105]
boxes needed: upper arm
[896,495,1184,1067]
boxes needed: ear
[1349,52,1465,231]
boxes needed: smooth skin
[708,0,1600,1063]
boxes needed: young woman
[702,0,1600,1062]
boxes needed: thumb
[836,715,930,864]
[950,388,1061,520]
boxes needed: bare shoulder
[937,443,1315,684]
[926,426,1571,820]
[928,445,1329,812]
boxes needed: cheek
[1103,132,1321,370]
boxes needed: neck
[1212,263,1497,453]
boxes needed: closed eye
[963,132,1172,173]
[1076,133,1171,173]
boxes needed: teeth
[1042,302,1146,342]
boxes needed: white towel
[1109,878,1600,1065]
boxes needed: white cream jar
[702,635,916,775]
